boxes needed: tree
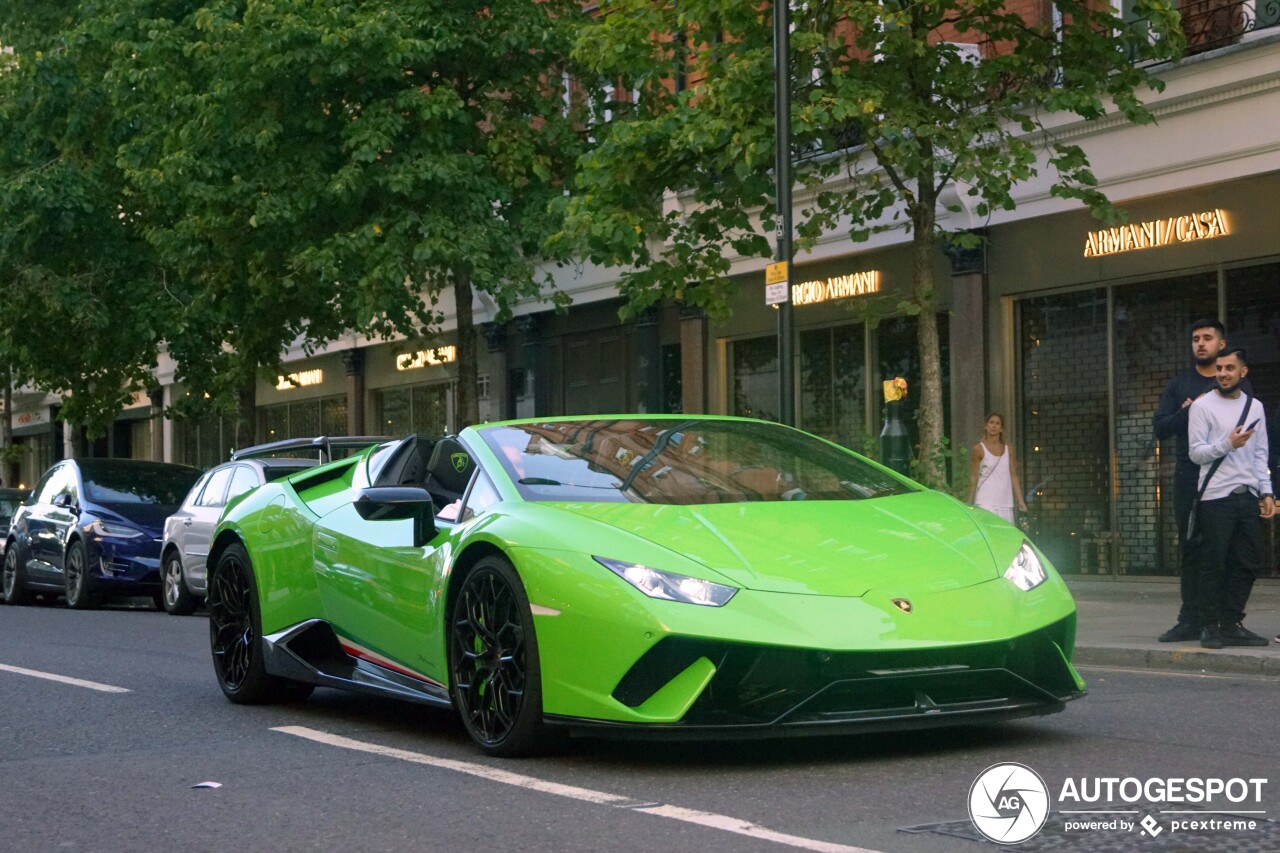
[117,0,590,436]
[559,0,1183,486]
[0,12,171,444]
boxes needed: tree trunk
[911,198,946,489]
[454,271,479,430]
[234,371,257,452]
[1,369,17,486]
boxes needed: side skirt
[262,619,452,708]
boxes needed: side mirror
[52,493,80,514]
[353,487,437,547]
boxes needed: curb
[1075,644,1280,677]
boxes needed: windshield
[478,418,911,505]
[80,462,202,507]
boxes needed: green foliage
[560,0,1183,484]
[0,14,170,436]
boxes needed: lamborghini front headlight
[1004,542,1047,591]
[594,557,738,607]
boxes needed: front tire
[161,551,198,615]
[448,555,551,757]
[207,543,313,704]
[3,546,32,606]
[64,540,97,610]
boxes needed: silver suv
[159,457,314,614]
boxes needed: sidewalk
[1068,577,1280,677]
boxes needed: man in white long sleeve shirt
[1187,348,1274,649]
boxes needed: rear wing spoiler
[231,436,395,464]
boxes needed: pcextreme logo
[968,763,1051,844]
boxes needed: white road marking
[0,663,130,693]
[273,726,881,853]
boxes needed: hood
[553,492,999,596]
[92,502,175,537]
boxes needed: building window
[175,415,236,469]
[257,395,347,444]
[800,324,865,450]
[377,383,451,437]
[729,335,779,423]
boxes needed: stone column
[679,306,707,414]
[944,233,987,484]
[483,322,509,423]
[342,348,365,436]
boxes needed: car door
[179,465,233,589]
[310,437,454,678]
[27,464,76,582]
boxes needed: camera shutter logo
[968,763,1051,844]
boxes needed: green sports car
[206,416,1085,756]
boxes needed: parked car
[204,416,1083,757]
[160,457,315,615]
[2,459,201,608]
[0,487,28,557]
[160,436,393,616]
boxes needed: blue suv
[2,459,200,609]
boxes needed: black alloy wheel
[3,546,31,605]
[207,543,312,704]
[64,540,96,610]
[161,551,198,615]
[448,555,550,756]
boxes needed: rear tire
[207,542,313,704]
[161,551,198,615]
[3,546,32,606]
[64,540,97,610]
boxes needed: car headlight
[1004,542,1047,591]
[594,557,737,607]
[90,520,145,539]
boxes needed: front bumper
[546,616,1083,739]
[89,539,163,589]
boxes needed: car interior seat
[422,438,476,511]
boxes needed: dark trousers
[1196,490,1266,627]
[1173,465,1201,625]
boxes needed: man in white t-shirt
[1187,348,1274,649]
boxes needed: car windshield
[478,418,912,505]
[80,462,202,507]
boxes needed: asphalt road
[2,601,1278,853]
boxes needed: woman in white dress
[966,412,1029,524]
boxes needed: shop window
[1021,291,1112,575]
[257,395,347,444]
[1114,274,1218,576]
[1226,262,1280,579]
[15,434,51,491]
[175,414,235,469]
[377,384,450,438]
[874,315,950,469]
[800,324,865,450]
[730,335,779,422]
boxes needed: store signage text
[397,346,458,371]
[1083,209,1229,258]
[792,271,880,306]
[15,410,48,427]
[275,369,324,390]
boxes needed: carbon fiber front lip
[545,689,1082,741]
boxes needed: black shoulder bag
[1185,395,1252,545]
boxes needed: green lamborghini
[206,416,1085,756]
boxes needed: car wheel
[448,555,551,757]
[207,543,313,704]
[161,551,198,615]
[64,540,97,610]
[3,546,32,606]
